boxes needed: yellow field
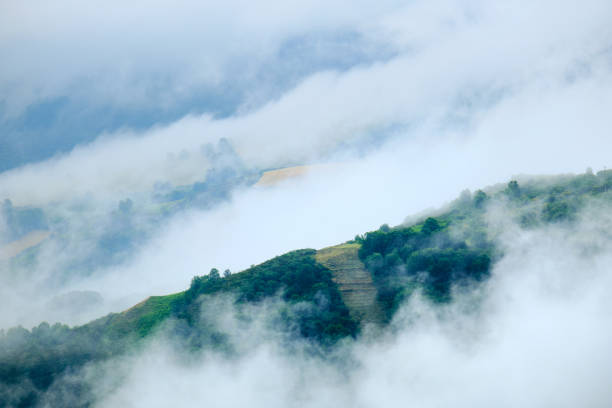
[255,163,341,187]
[0,230,50,261]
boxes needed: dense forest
[356,217,492,319]
[356,168,612,320]
[0,250,356,407]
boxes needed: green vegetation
[179,249,357,342]
[3,170,612,407]
[354,170,612,320]
[0,250,356,407]
[103,293,185,338]
[356,215,492,319]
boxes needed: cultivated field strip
[316,243,384,326]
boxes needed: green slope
[316,243,385,326]
[2,169,612,407]
[0,249,358,406]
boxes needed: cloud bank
[0,0,397,171]
[1,0,611,343]
[44,198,612,407]
[2,0,612,202]
[1,2,612,405]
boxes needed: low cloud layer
[0,0,611,383]
[55,199,612,407]
[2,0,611,203]
[0,0,397,171]
[0,0,395,116]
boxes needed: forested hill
[2,169,612,407]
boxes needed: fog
[0,0,396,117]
[1,0,611,203]
[1,0,612,328]
[1,0,612,405]
[0,0,396,172]
[37,199,612,407]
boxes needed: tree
[118,198,133,214]
[209,268,220,280]
[421,217,441,235]
[542,199,572,222]
[223,269,231,278]
[473,190,488,208]
[506,180,521,199]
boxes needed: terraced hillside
[316,243,384,326]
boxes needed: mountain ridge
[2,169,612,407]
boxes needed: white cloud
[0,0,397,118]
[74,198,612,407]
[0,0,611,341]
[1,0,611,204]
[2,3,612,404]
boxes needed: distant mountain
[0,138,259,285]
[1,169,611,407]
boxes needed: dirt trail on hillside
[316,243,384,326]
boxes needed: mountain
[0,138,260,287]
[1,169,611,407]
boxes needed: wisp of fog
[40,198,612,408]
[1,0,612,406]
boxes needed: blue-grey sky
[3,5,612,406]
[2,0,612,333]
[0,0,398,172]
[2,0,612,203]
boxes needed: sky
[1,0,612,203]
[0,0,397,172]
[0,0,611,320]
[1,0,612,405]
[0,0,610,322]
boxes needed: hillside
[0,230,50,261]
[316,243,385,326]
[1,170,612,407]
[255,163,340,187]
